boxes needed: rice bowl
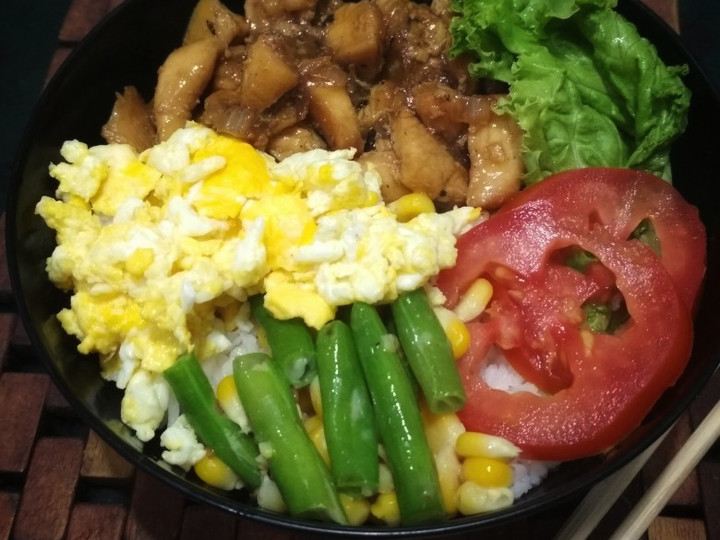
[6,0,720,535]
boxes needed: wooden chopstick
[609,398,720,540]
[553,429,671,540]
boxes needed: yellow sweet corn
[433,306,471,359]
[454,278,493,322]
[309,375,323,418]
[421,407,466,455]
[419,407,464,516]
[462,457,514,488]
[216,374,237,404]
[304,414,322,433]
[216,375,249,431]
[370,491,400,526]
[455,431,520,460]
[307,419,330,465]
[340,494,371,526]
[377,463,395,494]
[434,445,462,515]
[456,482,514,515]
[388,193,436,222]
[193,452,239,491]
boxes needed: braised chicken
[154,39,220,141]
[103,0,526,207]
[101,86,156,152]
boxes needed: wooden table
[1,1,719,539]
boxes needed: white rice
[481,346,556,498]
[201,304,263,390]
[482,346,543,395]
[511,460,556,498]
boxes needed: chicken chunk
[325,1,385,66]
[299,56,351,90]
[183,0,249,47]
[213,54,245,92]
[102,86,156,152]
[266,124,327,161]
[307,85,364,152]
[356,139,409,202]
[264,93,309,136]
[240,36,299,111]
[357,81,407,135]
[154,39,220,141]
[374,0,410,39]
[389,108,467,202]
[200,89,264,145]
[412,82,469,143]
[467,110,524,209]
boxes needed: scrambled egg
[160,414,206,471]
[37,123,480,440]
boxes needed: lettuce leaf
[450,0,691,184]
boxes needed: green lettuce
[450,0,691,184]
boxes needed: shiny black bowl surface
[7,0,720,536]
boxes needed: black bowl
[7,0,720,536]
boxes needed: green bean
[391,288,466,414]
[233,352,347,524]
[249,295,316,388]
[349,303,446,525]
[316,320,379,498]
[162,353,261,489]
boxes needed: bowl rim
[5,0,720,536]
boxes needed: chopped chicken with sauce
[102,0,525,208]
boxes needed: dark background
[1,0,718,212]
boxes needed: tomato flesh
[499,167,706,312]
[436,168,705,460]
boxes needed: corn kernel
[193,453,238,490]
[455,278,493,322]
[388,193,436,222]
[434,445,462,515]
[309,375,323,417]
[377,463,395,494]
[303,414,323,434]
[125,247,154,276]
[216,375,250,431]
[421,406,466,454]
[308,421,330,465]
[462,457,514,488]
[340,494,371,526]
[456,482,514,515]
[216,375,237,405]
[433,306,471,359]
[455,431,520,460]
[370,491,400,526]
[365,190,380,207]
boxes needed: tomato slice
[435,168,704,460]
[483,261,611,393]
[499,167,707,312]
